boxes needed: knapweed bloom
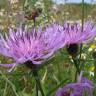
[42,23,66,52]
[55,74,93,96]
[0,24,66,70]
[63,21,96,56]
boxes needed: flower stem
[36,84,38,96]
[72,57,80,74]
[72,57,80,81]
[32,67,45,96]
[79,0,84,60]
[79,0,85,74]
[81,0,84,30]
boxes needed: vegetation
[0,0,96,96]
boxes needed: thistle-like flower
[55,72,93,96]
[0,24,65,70]
[64,21,96,56]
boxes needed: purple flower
[55,75,93,96]
[42,23,66,52]
[64,21,96,45]
[0,24,66,70]
[64,21,96,56]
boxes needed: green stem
[81,0,84,29]
[80,0,84,57]
[32,68,45,96]
[36,84,38,96]
[72,57,80,82]
[72,57,80,74]
[75,69,78,82]
[80,0,84,54]
[79,0,85,71]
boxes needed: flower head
[64,21,96,45]
[55,73,93,96]
[64,21,96,56]
[0,24,66,70]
